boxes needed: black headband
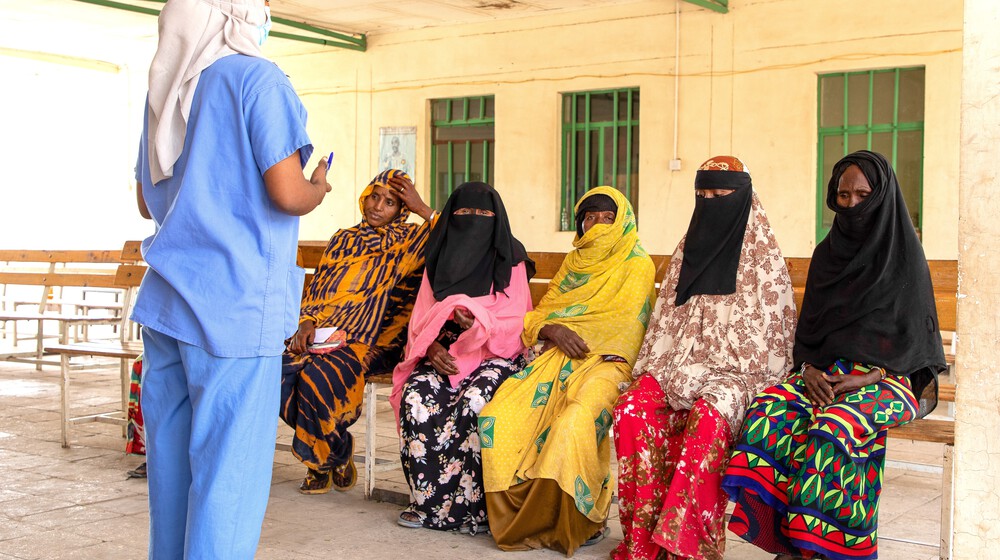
[694,170,752,190]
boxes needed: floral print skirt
[613,373,732,560]
[399,355,525,532]
[721,362,917,560]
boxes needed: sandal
[298,468,333,495]
[397,510,423,529]
[583,525,610,546]
[127,462,147,479]
[330,450,357,492]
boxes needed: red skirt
[612,373,731,560]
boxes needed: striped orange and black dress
[280,171,435,478]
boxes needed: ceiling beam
[683,0,728,14]
[70,0,367,51]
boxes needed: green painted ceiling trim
[71,0,367,51]
[682,0,728,13]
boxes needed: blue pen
[325,151,334,176]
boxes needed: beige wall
[276,0,962,259]
[954,0,1000,556]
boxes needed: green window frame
[430,96,495,208]
[560,88,640,231]
[816,67,925,241]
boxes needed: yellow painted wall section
[277,0,962,259]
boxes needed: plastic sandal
[583,526,610,546]
[397,511,423,529]
[126,462,147,479]
[330,440,357,491]
[298,469,333,495]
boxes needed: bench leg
[35,319,45,371]
[61,353,71,448]
[364,380,377,500]
[940,444,954,560]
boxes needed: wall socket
[669,159,682,171]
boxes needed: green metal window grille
[816,67,925,241]
[430,96,495,208]
[560,88,640,231]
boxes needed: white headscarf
[147,0,270,184]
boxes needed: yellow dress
[480,186,655,556]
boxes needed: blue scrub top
[133,54,313,358]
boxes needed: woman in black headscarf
[390,182,534,533]
[722,150,947,560]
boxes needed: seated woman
[613,156,797,560]
[721,150,946,560]
[281,169,434,494]
[391,181,534,534]
[480,186,655,556]
[126,353,147,479]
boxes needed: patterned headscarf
[298,169,425,345]
[632,179,796,439]
[356,169,414,250]
[523,186,656,366]
[147,0,270,184]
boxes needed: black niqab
[795,150,945,416]
[425,182,534,300]
[674,169,753,305]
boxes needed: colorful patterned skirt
[280,342,373,472]
[399,355,525,532]
[613,373,732,560]
[721,361,917,560]
[480,351,630,555]
[125,354,145,455]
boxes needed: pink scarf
[390,263,532,420]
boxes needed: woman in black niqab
[424,182,533,300]
[795,149,946,416]
[720,150,948,560]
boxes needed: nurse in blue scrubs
[132,1,331,557]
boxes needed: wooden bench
[0,248,135,369]
[42,243,146,447]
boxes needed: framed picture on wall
[378,126,416,177]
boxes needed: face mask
[258,6,272,46]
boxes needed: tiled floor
[0,334,947,559]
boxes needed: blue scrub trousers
[141,328,280,560]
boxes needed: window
[560,88,640,231]
[816,67,925,240]
[430,96,495,208]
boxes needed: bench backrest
[526,252,957,332]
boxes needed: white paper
[312,327,338,344]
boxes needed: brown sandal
[298,468,333,495]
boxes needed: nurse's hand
[310,160,333,195]
[264,151,331,216]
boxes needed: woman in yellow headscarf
[480,186,656,556]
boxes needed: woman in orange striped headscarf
[281,169,436,494]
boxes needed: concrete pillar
[953,0,1000,557]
